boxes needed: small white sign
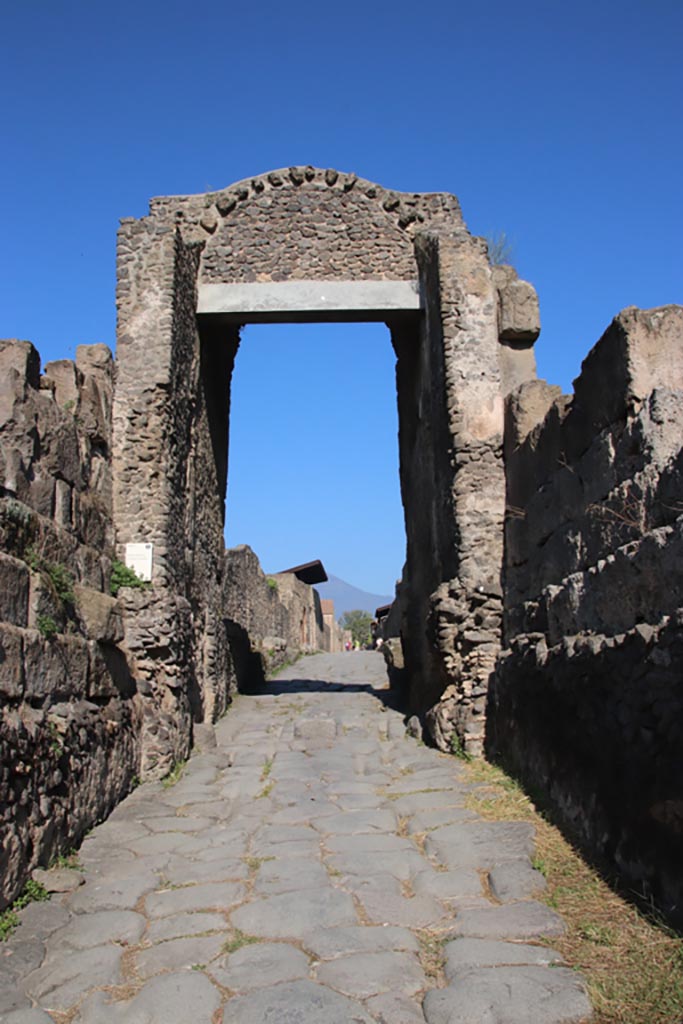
[124,543,153,583]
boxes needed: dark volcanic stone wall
[223,545,326,690]
[0,340,139,909]
[490,305,683,921]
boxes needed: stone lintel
[197,280,421,321]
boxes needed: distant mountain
[315,574,394,620]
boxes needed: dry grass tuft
[463,759,683,1024]
[417,928,448,984]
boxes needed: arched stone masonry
[113,168,540,774]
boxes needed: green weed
[161,760,186,788]
[222,930,260,954]
[37,615,58,640]
[0,880,50,942]
[110,559,149,597]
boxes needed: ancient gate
[112,167,539,775]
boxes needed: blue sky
[2,0,681,593]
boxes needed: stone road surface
[1,652,592,1023]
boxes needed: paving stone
[294,717,337,739]
[198,831,250,858]
[2,1010,57,1023]
[317,808,398,835]
[1,936,46,978]
[366,990,427,1023]
[31,868,85,893]
[80,820,150,848]
[353,877,449,929]
[269,800,339,825]
[251,824,319,846]
[324,780,380,796]
[77,844,138,873]
[391,791,467,816]
[489,860,547,901]
[0,978,32,1015]
[230,887,357,939]
[74,970,222,1023]
[127,832,201,857]
[162,854,249,886]
[407,807,476,832]
[326,848,427,881]
[444,937,565,975]
[384,776,458,797]
[219,779,264,800]
[451,900,566,940]
[135,932,226,979]
[142,815,216,833]
[332,792,384,811]
[176,799,233,819]
[210,941,310,990]
[106,795,177,822]
[250,838,321,859]
[15,902,70,938]
[51,909,146,949]
[67,872,158,912]
[424,821,536,870]
[325,833,414,855]
[145,880,246,918]
[303,924,419,959]
[412,867,483,901]
[223,978,374,1023]
[422,965,593,1023]
[23,945,122,1011]
[316,950,425,998]
[146,911,228,943]
[252,857,330,895]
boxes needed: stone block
[498,341,537,396]
[74,585,122,642]
[0,622,24,698]
[27,572,67,634]
[493,265,541,342]
[37,414,81,489]
[53,479,72,529]
[573,305,683,438]
[23,631,89,701]
[0,340,41,393]
[87,641,135,699]
[27,474,54,518]
[76,344,113,378]
[0,552,29,626]
[42,360,80,412]
[505,379,563,457]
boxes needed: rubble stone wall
[223,546,326,689]
[489,305,683,921]
[0,340,138,909]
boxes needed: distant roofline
[275,560,328,585]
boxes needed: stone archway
[112,167,539,776]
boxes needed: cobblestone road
[1,653,592,1023]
